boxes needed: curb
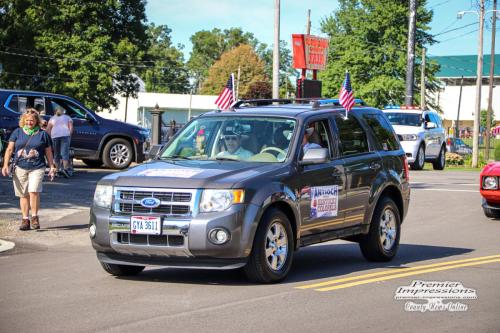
[0,239,15,253]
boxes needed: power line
[437,28,479,43]
[434,22,478,36]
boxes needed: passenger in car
[303,127,322,153]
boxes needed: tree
[187,28,258,91]
[200,44,267,98]
[141,23,189,94]
[319,0,440,109]
[0,0,149,111]
[481,109,496,129]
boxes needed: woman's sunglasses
[224,135,239,141]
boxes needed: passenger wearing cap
[303,127,322,153]
[217,129,253,159]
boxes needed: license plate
[130,216,162,235]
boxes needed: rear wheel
[103,138,133,169]
[244,208,294,283]
[411,145,425,170]
[100,262,145,276]
[432,146,446,170]
[81,159,103,168]
[359,197,401,262]
[483,207,500,219]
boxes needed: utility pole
[456,76,464,139]
[485,0,497,161]
[405,0,417,106]
[272,0,280,99]
[472,0,485,168]
[420,47,426,109]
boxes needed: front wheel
[483,206,500,219]
[411,145,425,170]
[433,146,446,170]
[244,208,294,283]
[103,138,133,169]
[359,197,401,262]
[100,262,145,276]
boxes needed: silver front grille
[113,187,196,217]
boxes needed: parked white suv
[383,106,446,170]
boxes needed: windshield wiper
[215,156,240,161]
[161,155,191,160]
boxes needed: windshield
[385,112,423,127]
[161,116,297,162]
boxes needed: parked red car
[480,162,500,218]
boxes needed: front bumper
[399,140,420,163]
[481,197,500,211]
[90,201,261,269]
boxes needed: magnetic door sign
[292,34,330,70]
[310,185,338,218]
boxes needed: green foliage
[200,45,267,97]
[319,0,440,109]
[0,0,149,111]
[495,143,500,161]
[480,108,496,129]
[188,28,258,91]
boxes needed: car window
[6,95,45,114]
[431,113,442,127]
[385,112,423,127]
[334,115,369,156]
[304,119,333,158]
[162,117,297,163]
[363,114,399,151]
[424,113,432,123]
[50,98,87,119]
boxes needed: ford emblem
[140,197,161,208]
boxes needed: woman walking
[1,109,57,230]
[46,106,73,177]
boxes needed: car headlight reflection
[483,176,498,190]
[200,189,245,212]
[401,134,418,141]
[93,185,113,208]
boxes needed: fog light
[89,224,96,238]
[208,228,230,245]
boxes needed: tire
[483,207,500,219]
[359,197,401,262]
[411,145,425,170]
[432,145,446,170]
[82,159,103,168]
[244,208,294,283]
[100,262,145,276]
[103,138,133,169]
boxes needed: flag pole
[345,71,348,119]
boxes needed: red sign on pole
[292,34,329,70]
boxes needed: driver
[217,129,253,159]
[303,127,322,153]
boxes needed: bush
[445,152,464,166]
[495,143,500,161]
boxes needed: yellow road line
[316,258,500,291]
[297,254,500,290]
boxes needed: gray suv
[90,99,410,283]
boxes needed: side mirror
[148,144,164,160]
[299,148,329,165]
[84,113,95,123]
[425,121,437,129]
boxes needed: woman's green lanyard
[23,126,40,136]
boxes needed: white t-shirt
[49,115,73,139]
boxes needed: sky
[146,0,499,60]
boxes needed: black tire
[81,159,103,168]
[100,262,145,276]
[244,208,294,283]
[359,197,401,262]
[103,138,133,169]
[432,145,446,170]
[411,144,425,170]
[483,207,500,219]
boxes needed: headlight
[200,189,245,212]
[93,185,113,208]
[483,176,498,190]
[400,134,418,141]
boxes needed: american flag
[339,71,355,116]
[214,74,235,110]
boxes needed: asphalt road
[1,168,499,333]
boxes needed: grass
[422,163,481,172]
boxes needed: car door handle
[369,162,381,170]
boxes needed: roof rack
[231,99,293,109]
[229,97,366,111]
[310,98,365,108]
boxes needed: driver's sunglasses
[224,135,239,141]
[25,109,39,115]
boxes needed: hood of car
[481,162,500,176]
[99,160,283,189]
[391,125,423,135]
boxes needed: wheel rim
[379,208,397,251]
[265,221,288,271]
[418,147,425,167]
[110,144,130,167]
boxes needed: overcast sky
[146,0,498,59]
